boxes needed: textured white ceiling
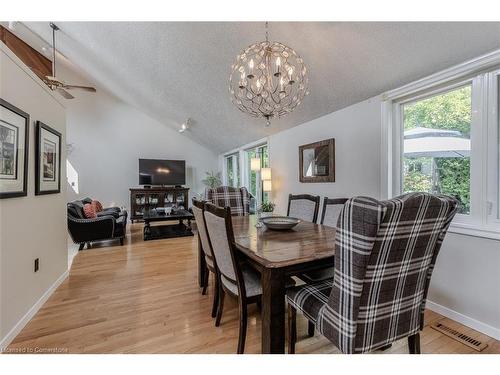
[23,22,500,153]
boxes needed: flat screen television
[139,159,186,186]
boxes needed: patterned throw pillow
[92,200,103,212]
[83,203,97,218]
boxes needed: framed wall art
[299,138,335,183]
[0,98,29,199]
[35,121,62,195]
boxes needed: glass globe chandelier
[229,22,309,126]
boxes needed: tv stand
[129,186,189,223]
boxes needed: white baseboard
[427,300,500,340]
[68,243,79,269]
[0,270,69,349]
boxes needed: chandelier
[229,23,309,126]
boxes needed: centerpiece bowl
[260,216,301,231]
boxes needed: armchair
[205,186,251,216]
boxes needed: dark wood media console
[129,186,190,223]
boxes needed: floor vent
[431,322,488,352]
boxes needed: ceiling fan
[44,23,96,99]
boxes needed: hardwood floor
[7,223,500,354]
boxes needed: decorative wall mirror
[299,138,335,183]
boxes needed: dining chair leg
[201,267,209,295]
[288,304,297,354]
[307,321,315,337]
[211,273,219,318]
[237,300,248,354]
[408,333,421,354]
[215,287,225,327]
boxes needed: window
[384,59,500,239]
[224,153,239,188]
[496,70,500,220]
[497,74,500,219]
[222,139,270,212]
[245,144,269,204]
[402,85,472,214]
[493,70,500,222]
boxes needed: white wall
[268,97,381,216]
[223,95,500,340]
[59,66,219,210]
[0,45,68,345]
[427,234,500,337]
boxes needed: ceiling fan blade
[63,85,97,93]
[56,88,75,99]
[45,75,63,83]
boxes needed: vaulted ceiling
[22,22,500,152]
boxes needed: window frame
[487,69,500,225]
[222,137,270,207]
[392,79,479,225]
[382,51,500,240]
[243,143,269,205]
[223,152,240,188]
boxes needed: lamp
[263,179,272,192]
[261,167,272,181]
[250,157,261,171]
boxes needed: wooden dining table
[198,215,336,354]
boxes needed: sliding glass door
[224,153,240,188]
[245,144,269,205]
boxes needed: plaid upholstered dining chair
[205,186,251,216]
[287,194,321,222]
[287,192,458,354]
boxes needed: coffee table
[142,209,194,241]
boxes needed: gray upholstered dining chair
[320,197,349,228]
[287,194,320,222]
[203,202,262,354]
[203,202,295,354]
[300,197,349,283]
[298,197,348,338]
[287,192,458,354]
[192,199,220,318]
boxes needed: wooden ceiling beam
[0,25,52,81]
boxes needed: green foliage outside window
[435,158,470,213]
[202,171,222,189]
[226,154,239,187]
[403,86,471,214]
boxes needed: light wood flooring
[7,223,500,354]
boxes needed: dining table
[198,214,336,354]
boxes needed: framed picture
[35,121,62,195]
[299,138,335,183]
[0,98,29,199]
